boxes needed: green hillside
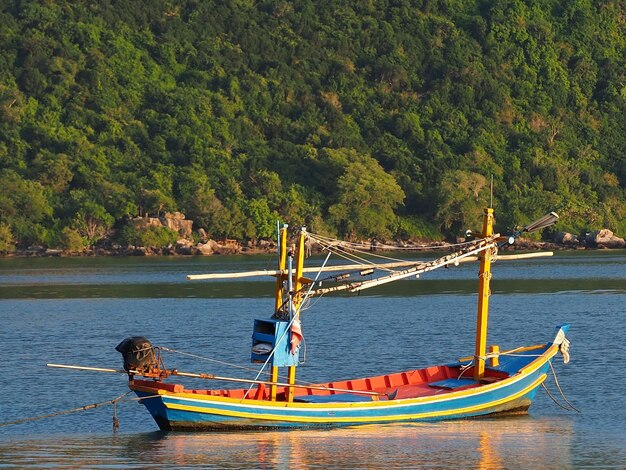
[1,0,625,251]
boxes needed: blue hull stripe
[134,345,558,428]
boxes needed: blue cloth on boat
[294,393,373,403]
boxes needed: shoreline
[1,238,623,259]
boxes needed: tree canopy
[1,0,624,250]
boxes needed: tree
[58,227,85,252]
[437,170,488,235]
[0,170,53,245]
[245,198,278,240]
[74,202,114,244]
[328,155,405,239]
[0,223,15,252]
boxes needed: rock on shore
[584,229,626,249]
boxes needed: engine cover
[115,336,157,372]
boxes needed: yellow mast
[293,227,306,305]
[270,224,289,401]
[274,224,289,313]
[287,227,307,402]
[474,207,494,381]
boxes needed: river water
[0,250,624,468]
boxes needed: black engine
[115,336,157,373]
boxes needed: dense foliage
[1,0,625,250]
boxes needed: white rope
[244,251,333,397]
[458,349,546,380]
[309,235,399,273]
[310,238,497,295]
[159,347,275,377]
[308,232,478,251]
[310,233,411,264]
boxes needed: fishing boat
[50,207,571,431]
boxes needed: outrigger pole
[46,363,382,397]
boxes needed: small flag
[290,319,303,354]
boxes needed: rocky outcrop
[162,212,193,238]
[132,212,193,238]
[175,238,195,255]
[554,232,579,246]
[584,229,626,249]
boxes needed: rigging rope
[310,239,396,273]
[244,251,333,397]
[310,233,411,264]
[160,345,309,385]
[158,347,271,376]
[307,232,478,252]
[311,237,497,296]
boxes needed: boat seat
[489,353,542,374]
[428,378,479,390]
[294,393,374,403]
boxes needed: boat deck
[131,362,515,404]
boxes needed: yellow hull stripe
[163,374,547,424]
[133,347,556,412]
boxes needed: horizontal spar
[186,260,423,280]
[465,251,554,262]
[186,251,553,281]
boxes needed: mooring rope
[0,392,163,431]
[542,382,575,411]
[0,391,131,428]
[547,360,580,413]
[458,352,580,414]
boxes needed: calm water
[0,251,625,468]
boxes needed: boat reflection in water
[0,417,573,467]
[140,417,573,469]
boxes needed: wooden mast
[474,207,494,381]
[293,227,306,307]
[270,224,289,401]
[274,224,289,313]
[286,227,306,402]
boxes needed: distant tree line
[0,0,624,252]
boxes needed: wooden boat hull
[130,325,569,431]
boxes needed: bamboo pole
[186,251,553,281]
[47,363,382,397]
[47,363,129,373]
[170,370,381,396]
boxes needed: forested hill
[1,0,625,252]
